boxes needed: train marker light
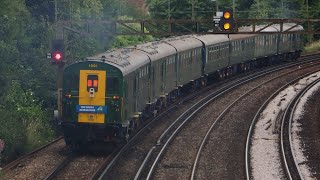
[65,94,72,98]
[113,96,120,100]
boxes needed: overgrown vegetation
[304,40,320,54]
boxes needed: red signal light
[53,52,62,61]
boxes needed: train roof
[228,23,304,40]
[163,35,203,52]
[238,23,304,33]
[134,41,177,61]
[193,34,229,45]
[87,48,150,75]
[270,23,304,32]
[229,33,257,40]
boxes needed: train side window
[87,75,98,92]
[66,74,79,93]
[107,77,119,94]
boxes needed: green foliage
[147,0,214,19]
[248,0,272,19]
[304,40,320,53]
[101,0,147,19]
[0,0,30,43]
[111,16,154,48]
[66,35,103,64]
[0,81,54,163]
[0,0,57,163]
[0,109,26,162]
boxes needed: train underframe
[61,122,128,150]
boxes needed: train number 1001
[89,64,98,68]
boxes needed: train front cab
[61,62,125,148]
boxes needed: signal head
[219,9,235,31]
[53,52,63,61]
[51,39,64,63]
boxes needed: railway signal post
[49,39,65,121]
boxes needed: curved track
[245,59,320,179]
[280,78,320,180]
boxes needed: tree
[146,0,215,20]
[248,0,272,19]
[25,0,55,22]
[111,16,154,48]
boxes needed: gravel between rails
[296,85,320,179]
[54,153,108,180]
[3,139,66,180]
[152,64,320,179]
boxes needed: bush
[304,40,320,54]
[0,109,26,163]
[0,81,55,165]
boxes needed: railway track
[44,145,119,180]
[45,154,76,180]
[280,78,320,180]
[246,68,320,179]
[93,54,320,180]
[3,54,320,180]
[2,137,63,173]
[1,137,67,179]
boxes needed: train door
[150,65,156,101]
[134,72,139,112]
[201,47,206,75]
[161,60,166,92]
[175,54,180,86]
[78,70,106,124]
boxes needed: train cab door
[77,70,106,124]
